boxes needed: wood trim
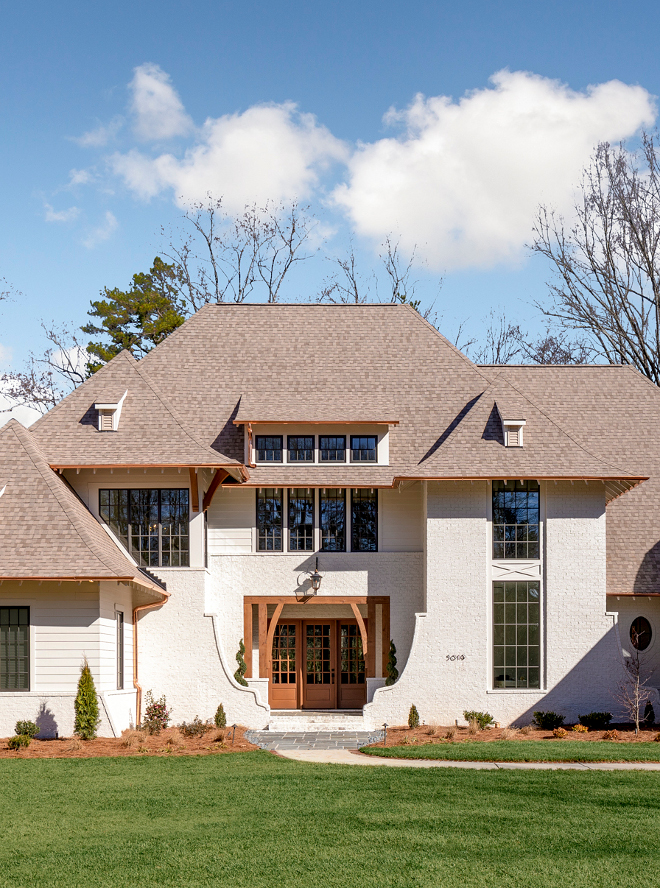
[189,467,199,512]
[350,603,368,658]
[367,598,376,677]
[233,420,400,426]
[381,596,390,677]
[258,603,268,679]
[202,469,228,511]
[243,600,253,679]
[244,595,390,606]
[265,603,284,680]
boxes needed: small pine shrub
[141,691,171,735]
[463,710,494,730]
[408,704,420,728]
[533,710,564,730]
[74,658,100,740]
[553,727,567,738]
[385,641,399,686]
[15,720,39,739]
[234,639,248,687]
[179,716,212,738]
[578,712,612,730]
[604,729,620,741]
[8,734,30,750]
[572,723,589,733]
[214,704,227,728]
[644,701,656,728]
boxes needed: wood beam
[202,469,228,512]
[189,467,199,512]
[350,602,368,659]
[367,598,376,677]
[258,603,268,679]
[265,603,284,682]
[243,600,253,679]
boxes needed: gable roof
[0,419,166,597]
[31,349,244,474]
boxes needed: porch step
[268,709,366,732]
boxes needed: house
[1,303,659,736]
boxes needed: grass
[3,752,660,887]
[360,739,660,762]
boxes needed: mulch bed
[0,726,258,759]
[369,723,660,747]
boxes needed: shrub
[74,658,100,740]
[15,720,39,739]
[179,716,212,738]
[214,704,227,728]
[654,732,660,743]
[553,727,567,738]
[234,639,248,687]
[408,704,420,728]
[572,723,589,733]
[8,734,30,749]
[385,641,399,686]
[141,691,171,735]
[500,728,515,740]
[463,710,494,730]
[467,719,479,735]
[533,711,564,730]
[644,701,656,728]
[578,712,612,730]
[444,726,457,740]
[603,729,620,741]
[519,724,532,735]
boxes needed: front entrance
[269,619,367,709]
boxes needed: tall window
[257,488,283,550]
[289,488,314,551]
[320,435,346,462]
[320,488,346,551]
[116,611,124,690]
[350,435,377,462]
[99,489,189,567]
[492,480,539,559]
[0,607,29,691]
[288,436,315,462]
[255,435,283,462]
[351,489,377,551]
[493,582,540,689]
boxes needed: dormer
[94,391,127,432]
[495,401,526,448]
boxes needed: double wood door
[269,619,366,710]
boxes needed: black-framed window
[492,480,539,560]
[116,611,124,690]
[350,435,377,462]
[257,488,283,551]
[493,581,540,689]
[288,436,315,462]
[320,488,346,551]
[0,607,29,691]
[289,488,314,551]
[99,489,189,567]
[255,435,283,462]
[351,489,377,551]
[320,435,346,462]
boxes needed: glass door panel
[269,623,298,709]
[338,622,367,708]
[303,623,335,709]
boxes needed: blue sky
[2,0,660,419]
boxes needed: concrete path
[275,748,660,771]
[246,730,383,750]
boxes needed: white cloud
[68,168,93,186]
[83,211,118,248]
[333,70,656,270]
[112,100,347,211]
[74,116,123,148]
[44,203,80,223]
[0,344,12,366]
[130,63,193,141]
[0,401,41,429]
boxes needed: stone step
[268,709,367,732]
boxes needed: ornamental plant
[15,720,39,739]
[141,690,171,735]
[385,641,399,686]
[74,658,100,740]
[234,639,248,687]
[578,712,612,730]
[553,727,567,738]
[214,704,227,728]
[408,704,420,728]
[179,716,212,738]
[533,710,564,730]
[8,734,30,750]
[463,710,494,730]
[572,723,589,733]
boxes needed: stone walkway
[246,730,384,750]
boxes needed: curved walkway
[276,748,660,771]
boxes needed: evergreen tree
[234,639,248,687]
[214,703,227,728]
[74,658,100,740]
[385,640,399,685]
[408,704,420,729]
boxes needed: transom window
[351,489,378,552]
[287,436,315,462]
[350,435,377,462]
[320,436,346,462]
[0,607,29,691]
[492,480,539,560]
[255,435,283,462]
[99,489,189,567]
[320,488,346,551]
[493,582,540,689]
[288,488,314,551]
[257,488,283,550]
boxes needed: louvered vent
[100,412,113,431]
[506,428,520,447]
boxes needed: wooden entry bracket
[349,602,368,657]
[264,603,284,679]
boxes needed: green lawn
[360,739,660,762]
[2,751,660,887]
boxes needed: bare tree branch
[319,243,373,304]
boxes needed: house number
[446,654,466,661]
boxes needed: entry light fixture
[297,557,323,600]
[309,557,323,594]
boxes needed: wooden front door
[269,622,300,710]
[338,621,367,709]
[303,622,336,709]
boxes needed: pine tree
[234,639,248,687]
[408,704,420,729]
[385,640,399,685]
[74,658,100,740]
[214,704,227,728]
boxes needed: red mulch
[370,723,660,748]
[0,726,258,759]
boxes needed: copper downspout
[132,595,168,726]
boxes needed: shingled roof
[0,419,166,597]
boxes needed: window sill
[487,688,546,694]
